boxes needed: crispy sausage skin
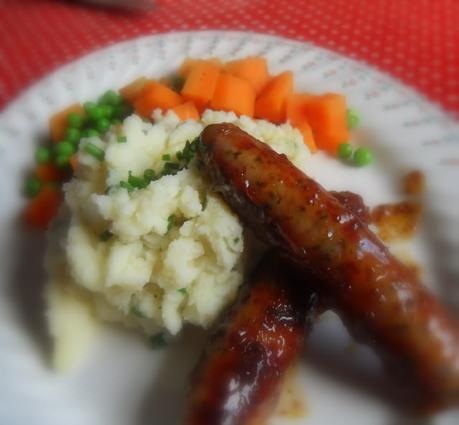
[184,254,317,425]
[197,123,459,409]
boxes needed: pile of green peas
[25,90,132,198]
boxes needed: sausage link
[197,123,459,409]
[184,254,317,425]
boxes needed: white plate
[0,31,458,425]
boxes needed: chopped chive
[178,288,188,295]
[167,214,176,232]
[149,332,167,349]
[84,142,105,161]
[99,230,113,241]
[162,153,171,161]
[120,180,134,193]
[117,135,127,144]
[233,237,240,244]
[128,171,146,189]
[143,168,156,183]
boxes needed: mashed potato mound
[46,109,310,369]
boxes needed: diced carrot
[119,77,150,104]
[181,62,221,107]
[69,154,79,172]
[295,122,318,153]
[210,73,256,117]
[23,186,62,230]
[36,164,65,182]
[49,103,85,142]
[254,71,293,123]
[178,57,222,78]
[286,93,314,125]
[134,81,183,118]
[296,93,349,154]
[225,57,269,95]
[170,101,200,121]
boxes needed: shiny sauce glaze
[371,201,421,242]
[198,123,459,410]
[184,254,317,425]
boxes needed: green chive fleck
[144,168,156,183]
[162,154,171,161]
[120,180,134,193]
[178,288,188,295]
[84,142,105,161]
[128,171,146,189]
[167,214,176,232]
[117,135,127,144]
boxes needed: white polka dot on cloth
[0,0,457,118]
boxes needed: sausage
[197,123,459,409]
[184,254,317,425]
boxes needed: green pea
[65,127,81,144]
[55,141,75,157]
[55,154,71,168]
[354,147,374,167]
[86,104,104,121]
[95,118,111,134]
[24,177,41,198]
[81,128,99,138]
[100,104,114,118]
[100,90,123,106]
[337,143,353,160]
[35,146,51,164]
[67,112,84,128]
[347,108,360,129]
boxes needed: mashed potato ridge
[46,108,310,368]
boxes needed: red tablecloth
[0,0,458,118]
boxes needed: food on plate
[45,108,311,369]
[403,169,425,196]
[185,253,317,425]
[197,123,459,408]
[22,55,371,230]
[20,53,436,421]
[371,201,422,242]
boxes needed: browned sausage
[184,254,317,425]
[197,123,459,409]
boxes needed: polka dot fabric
[0,0,458,117]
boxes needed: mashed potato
[46,109,310,369]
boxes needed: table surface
[0,0,458,119]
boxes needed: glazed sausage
[197,123,459,409]
[184,254,317,425]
